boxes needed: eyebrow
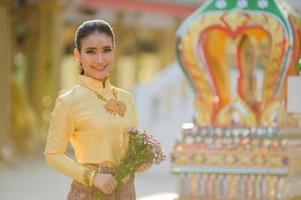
[84,46,112,50]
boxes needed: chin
[86,70,109,81]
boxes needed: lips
[93,65,107,71]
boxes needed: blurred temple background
[0,0,201,160]
[2,0,301,200]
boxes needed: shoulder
[55,85,82,104]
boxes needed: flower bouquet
[93,128,166,200]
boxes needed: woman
[45,20,138,200]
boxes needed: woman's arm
[44,97,94,187]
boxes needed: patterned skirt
[67,167,136,200]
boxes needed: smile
[93,66,107,71]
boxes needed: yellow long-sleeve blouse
[44,75,137,187]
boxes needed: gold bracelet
[88,169,97,188]
[83,169,90,187]
[83,168,97,188]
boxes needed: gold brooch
[103,98,127,117]
[95,88,127,117]
[79,83,127,117]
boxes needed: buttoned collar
[78,75,111,93]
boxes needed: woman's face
[74,32,115,81]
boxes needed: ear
[73,48,80,60]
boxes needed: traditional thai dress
[44,75,137,200]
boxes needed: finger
[106,181,115,191]
[139,165,146,171]
[104,183,111,192]
[111,177,117,186]
[101,187,109,194]
[107,176,117,186]
[105,185,114,195]
[104,185,113,195]
[111,179,118,190]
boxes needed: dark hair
[75,19,115,51]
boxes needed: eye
[103,48,112,53]
[86,50,96,54]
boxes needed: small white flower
[216,0,227,9]
[258,0,268,9]
[237,0,248,8]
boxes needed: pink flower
[129,128,139,135]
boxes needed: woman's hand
[137,163,152,172]
[93,173,117,195]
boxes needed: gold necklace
[79,83,127,117]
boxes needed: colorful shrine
[171,0,301,199]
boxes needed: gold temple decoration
[79,83,127,117]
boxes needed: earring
[79,62,84,75]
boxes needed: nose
[96,52,104,63]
